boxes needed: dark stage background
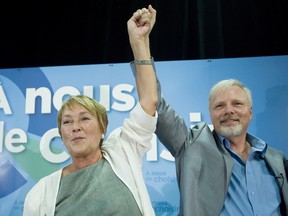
[1,0,288,68]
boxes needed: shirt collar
[216,132,267,158]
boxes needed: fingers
[132,6,154,27]
[148,5,156,15]
[137,7,149,16]
[148,5,157,24]
[133,8,148,20]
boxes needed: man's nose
[224,104,235,114]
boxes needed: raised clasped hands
[128,5,156,48]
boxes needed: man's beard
[219,123,243,138]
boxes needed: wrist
[130,38,150,59]
[134,57,153,65]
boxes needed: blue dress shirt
[219,133,282,216]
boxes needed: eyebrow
[62,110,91,118]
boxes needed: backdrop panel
[0,55,287,216]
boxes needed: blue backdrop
[0,55,287,216]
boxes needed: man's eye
[234,102,242,106]
[215,104,222,109]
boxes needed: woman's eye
[62,120,71,125]
[82,116,90,121]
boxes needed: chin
[219,125,243,137]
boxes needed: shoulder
[266,146,285,157]
[189,122,212,137]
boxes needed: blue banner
[0,55,287,216]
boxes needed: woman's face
[60,103,103,160]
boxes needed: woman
[23,6,158,215]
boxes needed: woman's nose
[72,128,81,132]
[72,122,81,132]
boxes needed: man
[130,5,288,216]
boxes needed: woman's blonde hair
[57,95,108,139]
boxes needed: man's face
[210,86,252,138]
